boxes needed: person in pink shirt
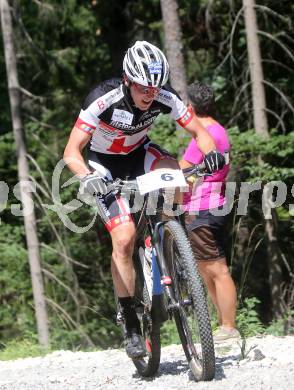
[179,81,240,343]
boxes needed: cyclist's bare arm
[183,114,216,155]
[179,159,193,170]
[63,126,92,177]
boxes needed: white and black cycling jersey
[74,78,193,155]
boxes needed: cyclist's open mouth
[141,99,153,108]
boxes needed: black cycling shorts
[86,138,175,232]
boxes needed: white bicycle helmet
[123,41,169,87]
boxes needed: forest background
[0,0,293,355]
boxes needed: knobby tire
[162,220,215,381]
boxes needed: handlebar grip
[182,162,207,175]
[197,162,206,171]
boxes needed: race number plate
[136,169,188,195]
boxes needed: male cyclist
[63,41,225,358]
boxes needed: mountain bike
[111,165,215,381]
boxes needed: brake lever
[196,170,212,177]
[184,166,212,179]
[105,178,122,195]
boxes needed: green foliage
[0,337,50,361]
[228,127,294,182]
[207,298,219,332]
[265,318,286,336]
[0,223,36,341]
[160,320,181,347]
[265,309,294,336]
[148,114,190,157]
[0,0,123,351]
[236,297,265,337]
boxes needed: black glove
[80,173,108,196]
[204,150,225,173]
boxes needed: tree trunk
[243,0,268,138]
[243,0,284,318]
[1,0,49,345]
[160,0,188,103]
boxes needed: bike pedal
[167,302,180,310]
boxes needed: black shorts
[185,207,228,261]
[87,139,175,232]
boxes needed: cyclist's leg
[143,140,179,172]
[88,149,137,296]
[143,141,183,214]
[98,196,146,357]
[110,221,136,297]
[87,149,146,357]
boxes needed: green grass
[0,339,51,361]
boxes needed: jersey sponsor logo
[96,194,111,218]
[158,91,172,101]
[97,99,105,110]
[148,61,162,74]
[104,88,121,104]
[110,116,156,134]
[111,109,133,125]
[98,121,119,138]
[139,109,161,121]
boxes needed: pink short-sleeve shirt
[183,122,230,212]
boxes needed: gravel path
[0,335,293,389]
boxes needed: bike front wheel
[131,248,161,377]
[162,220,215,381]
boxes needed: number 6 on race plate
[136,169,188,195]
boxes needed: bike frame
[133,192,181,321]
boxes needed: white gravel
[0,335,293,389]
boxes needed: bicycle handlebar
[181,162,207,179]
[104,163,209,194]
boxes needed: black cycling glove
[80,173,108,196]
[204,150,225,173]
